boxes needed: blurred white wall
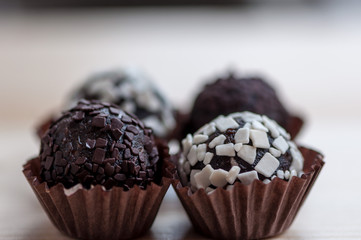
[0,1,360,129]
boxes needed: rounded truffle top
[178,111,304,193]
[66,68,176,138]
[188,74,290,134]
[39,100,160,190]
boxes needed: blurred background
[1,0,361,239]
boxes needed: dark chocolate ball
[188,74,290,134]
[178,112,304,193]
[39,100,159,190]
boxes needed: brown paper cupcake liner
[23,141,174,240]
[172,147,324,240]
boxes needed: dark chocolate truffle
[188,73,291,134]
[66,68,176,138]
[39,99,160,190]
[178,112,304,193]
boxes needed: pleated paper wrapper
[173,147,324,240]
[23,142,176,240]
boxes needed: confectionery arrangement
[178,111,304,193]
[24,68,324,240]
[39,100,160,190]
[66,68,176,138]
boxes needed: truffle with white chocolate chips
[178,111,304,192]
[66,68,176,138]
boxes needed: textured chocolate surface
[188,74,290,134]
[66,69,176,138]
[179,112,304,192]
[39,100,160,190]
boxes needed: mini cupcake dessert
[37,68,176,139]
[24,100,174,240]
[174,112,324,239]
[181,73,303,140]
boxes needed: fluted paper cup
[173,147,324,240]
[23,142,174,240]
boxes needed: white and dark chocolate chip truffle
[178,112,304,193]
[40,100,160,190]
[66,68,176,138]
[187,73,291,136]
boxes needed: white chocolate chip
[288,141,297,150]
[243,123,251,129]
[197,144,207,161]
[187,145,198,166]
[290,148,304,172]
[262,116,280,138]
[226,166,241,184]
[240,112,263,122]
[276,170,285,179]
[203,152,214,165]
[272,136,289,154]
[210,169,229,187]
[234,143,243,152]
[234,128,250,144]
[252,120,269,132]
[250,130,270,149]
[216,143,235,157]
[269,147,281,158]
[182,134,193,155]
[284,170,290,180]
[214,116,239,132]
[194,165,214,189]
[203,122,216,136]
[226,185,234,191]
[195,123,208,135]
[255,152,280,177]
[278,126,291,140]
[290,169,297,179]
[271,175,277,180]
[263,179,271,184]
[208,135,226,148]
[206,187,216,194]
[298,171,304,178]
[237,145,257,164]
[190,169,201,188]
[228,112,245,119]
[237,170,259,185]
[193,134,209,144]
[184,161,191,175]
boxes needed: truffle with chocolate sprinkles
[39,99,160,190]
[187,73,291,134]
[178,111,304,193]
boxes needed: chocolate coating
[188,74,290,134]
[66,69,176,138]
[192,121,291,181]
[39,100,160,190]
[179,112,304,192]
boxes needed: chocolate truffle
[188,73,291,134]
[40,99,160,190]
[66,68,176,138]
[178,112,304,193]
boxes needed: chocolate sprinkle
[39,100,160,190]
